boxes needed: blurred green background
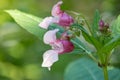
[0,0,119,80]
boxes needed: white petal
[41,50,59,70]
[39,17,53,29]
[52,16,59,23]
[43,29,59,44]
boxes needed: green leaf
[5,10,47,40]
[82,31,102,50]
[49,23,65,34]
[71,38,92,54]
[92,10,100,37]
[69,48,86,54]
[64,57,120,80]
[111,15,120,37]
[110,45,120,68]
[99,36,120,54]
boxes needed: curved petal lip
[41,50,59,70]
[43,29,59,44]
[39,17,53,29]
[51,1,63,16]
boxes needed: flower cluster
[39,1,74,70]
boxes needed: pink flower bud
[99,20,105,30]
[57,12,74,27]
[99,20,109,32]
[59,40,74,54]
[51,1,63,17]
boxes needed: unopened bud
[99,20,105,27]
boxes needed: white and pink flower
[41,29,74,70]
[39,1,74,29]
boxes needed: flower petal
[51,40,64,53]
[51,1,63,17]
[41,50,59,70]
[39,17,53,29]
[59,40,74,54]
[58,12,74,27]
[43,29,59,44]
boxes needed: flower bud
[99,20,110,32]
[99,20,105,28]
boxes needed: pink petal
[41,50,59,70]
[57,12,74,27]
[39,17,53,29]
[43,29,59,44]
[59,40,74,54]
[51,1,63,17]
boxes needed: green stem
[103,66,109,80]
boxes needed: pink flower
[42,29,74,70]
[51,1,74,27]
[42,29,63,70]
[39,1,74,29]
[39,17,53,29]
[51,1,63,17]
